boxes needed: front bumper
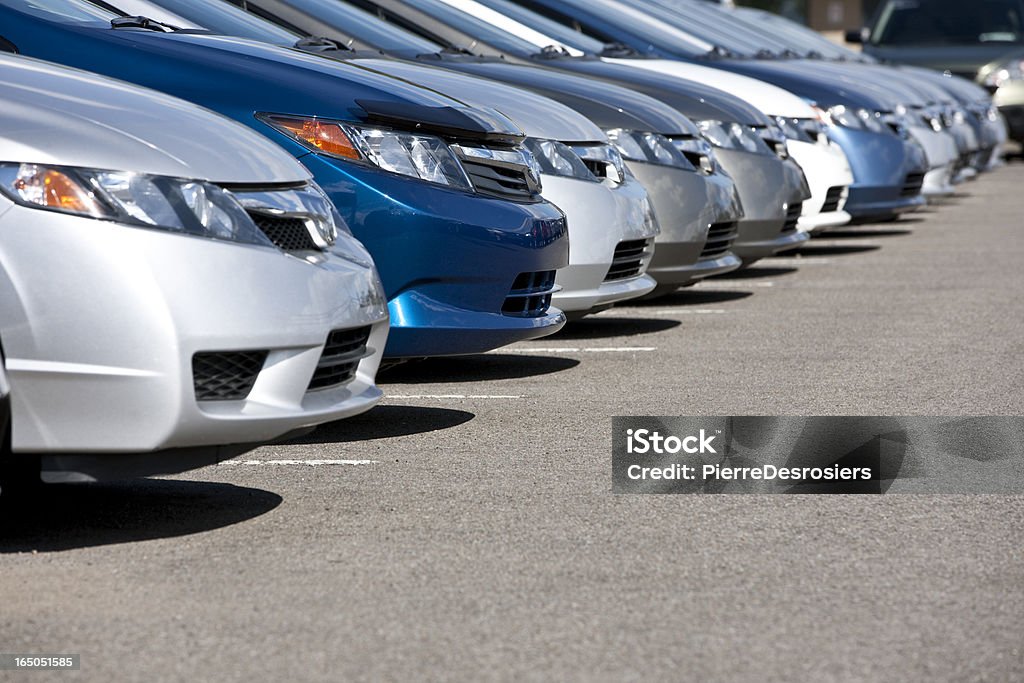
[909,125,959,196]
[716,150,811,261]
[787,138,853,233]
[627,161,744,287]
[304,155,569,358]
[0,201,389,462]
[543,174,658,313]
[829,127,929,220]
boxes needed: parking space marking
[386,394,525,400]
[494,346,657,354]
[694,280,775,289]
[220,459,379,466]
[761,257,834,265]
[599,308,728,317]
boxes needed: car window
[0,0,117,23]
[872,0,1024,46]
[124,0,301,44]
[283,0,443,53]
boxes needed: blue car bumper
[827,128,928,220]
[302,154,569,358]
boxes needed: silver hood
[352,58,606,142]
[0,54,308,184]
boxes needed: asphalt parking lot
[2,162,1024,682]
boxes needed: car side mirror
[844,28,866,44]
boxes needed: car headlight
[0,162,274,246]
[816,105,890,135]
[569,143,626,183]
[775,116,819,144]
[522,138,595,182]
[755,123,790,159]
[670,136,718,174]
[697,120,771,154]
[260,114,472,190]
[981,57,1024,90]
[605,129,695,170]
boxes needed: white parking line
[220,459,379,466]
[598,308,728,316]
[493,346,657,354]
[386,394,525,400]
[695,280,775,288]
[761,257,834,266]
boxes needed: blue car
[0,0,569,359]
[508,0,930,221]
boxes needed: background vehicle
[852,0,1024,142]
[0,53,389,484]
[0,0,570,359]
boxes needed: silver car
[0,54,389,485]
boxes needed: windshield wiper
[600,41,639,58]
[110,16,177,33]
[700,44,735,59]
[533,44,572,60]
[294,36,351,52]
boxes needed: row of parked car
[0,0,1009,489]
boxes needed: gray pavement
[2,163,1024,682]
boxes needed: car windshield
[390,0,567,56]
[872,0,1024,46]
[513,0,725,57]
[463,0,605,53]
[633,0,785,56]
[111,0,300,43]
[0,0,116,23]
[278,0,443,53]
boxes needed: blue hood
[0,12,523,142]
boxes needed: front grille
[247,211,318,251]
[458,157,540,203]
[307,326,373,392]
[193,351,267,401]
[782,202,803,233]
[502,270,557,317]
[701,222,738,259]
[901,172,925,198]
[604,238,653,282]
[821,186,845,213]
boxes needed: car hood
[549,58,770,126]
[719,59,898,110]
[604,57,816,119]
[0,53,308,184]
[345,57,607,141]
[416,57,700,136]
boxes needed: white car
[0,54,389,485]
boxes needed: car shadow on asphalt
[714,266,798,280]
[821,227,914,238]
[790,243,882,257]
[379,354,580,384]
[283,405,475,443]
[548,317,682,340]
[621,289,754,307]
[0,479,282,553]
